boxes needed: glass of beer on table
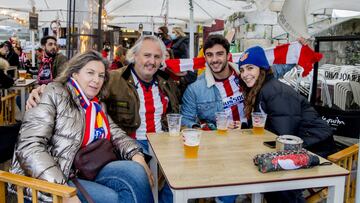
[215,112,228,135]
[182,129,201,159]
[251,112,267,135]
[18,69,27,80]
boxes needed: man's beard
[209,61,227,74]
[45,50,56,58]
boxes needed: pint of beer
[215,112,228,135]
[18,70,27,80]
[251,112,267,135]
[182,129,201,158]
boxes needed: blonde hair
[0,58,9,71]
[172,27,186,37]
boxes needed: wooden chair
[0,170,77,203]
[306,144,358,203]
[0,93,17,126]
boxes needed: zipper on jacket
[66,105,86,180]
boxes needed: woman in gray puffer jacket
[10,50,154,203]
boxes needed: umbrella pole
[189,0,194,58]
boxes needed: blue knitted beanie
[238,46,270,70]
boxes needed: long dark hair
[239,68,273,119]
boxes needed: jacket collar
[204,62,239,88]
[121,63,170,86]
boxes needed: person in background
[238,45,334,203]
[170,27,189,59]
[158,26,172,48]
[101,47,110,59]
[35,47,44,63]
[110,45,127,70]
[0,58,14,89]
[37,36,67,85]
[14,46,30,70]
[10,50,153,203]
[0,41,19,67]
[164,48,197,100]
[0,57,17,168]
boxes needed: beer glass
[182,129,201,158]
[251,112,267,135]
[18,70,27,80]
[167,113,182,136]
[215,112,228,135]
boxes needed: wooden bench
[306,144,358,203]
[0,93,17,126]
[0,170,77,203]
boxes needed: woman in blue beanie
[238,46,335,203]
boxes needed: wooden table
[147,129,348,203]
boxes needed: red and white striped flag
[165,42,322,77]
[264,42,323,76]
[165,57,206,73]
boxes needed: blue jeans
[216,195,237,203]
[136,140,174,203]
[136,140,150,156]
[68,160,154,203]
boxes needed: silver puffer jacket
[9,82,142,201]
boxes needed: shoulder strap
[70,175,95,203]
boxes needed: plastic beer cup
[182,129,201,158]
[215,112,228,135]
[251,112,267,135]
[167,113,182,136]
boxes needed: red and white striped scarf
[69,77,111,147]
[165,42,322,77]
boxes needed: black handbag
[70,139,118,203]
[73,138,118,181]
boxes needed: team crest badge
[239,52,249,62]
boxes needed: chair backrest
[0,170,77,203]
[328,144,358,203]
[0,93,17,126]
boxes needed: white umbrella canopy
[108,16,190,31]
[0,0,68,27]
[106,0,257,57]
[106,0,256,25]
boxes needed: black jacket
[2,52,19,67]
[254,76,335,157]
[0,69,14,89]
[171,36,189,59]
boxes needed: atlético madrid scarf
[165,42,322,77]
[69,77,111,147]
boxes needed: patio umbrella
[105,0,257,57]
[278,0,360,39]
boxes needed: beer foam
[184,132,200,146]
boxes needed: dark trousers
[0,123,20,163]
[264,189,305,203]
